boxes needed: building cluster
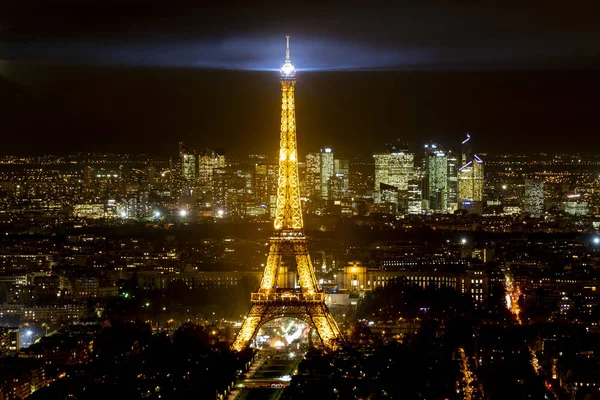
[2,138,600,227]
[0,323,97,400]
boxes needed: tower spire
[231,37,342,353]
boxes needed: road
[228,350,303,400]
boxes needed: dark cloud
[0,1,599,156]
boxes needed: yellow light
[231,38,342,353]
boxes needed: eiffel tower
[231,37,343,352]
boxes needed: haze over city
[1,1,600,155]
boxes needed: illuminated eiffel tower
[231,37,342,352]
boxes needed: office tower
[212,168,248,217]
[255,163,279,218]
[407,167,423,215]
[320,148,335,200]
[330,158,350,200]
[458,134,485,214]
[524,179,544,216]
[305,153,321,199]
[232,37,342,352]
[334,158,349,176]
[179,142,197,195]
[82,166,95,199]
[373,142,414,211]
[198,148,226,193]
[422,143,448,213]
[447,151,458,212]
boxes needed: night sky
[1,1,599,156]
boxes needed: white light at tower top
[280,35,296,78]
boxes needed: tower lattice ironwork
[231,37,343,352]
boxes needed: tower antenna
[285,35,291,61]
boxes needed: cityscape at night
[1,2,600,400]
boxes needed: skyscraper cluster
[373,134,485,215]
[170,134,486,218]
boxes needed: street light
[593,237,600,245]
[461,238,467,245]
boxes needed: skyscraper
[254,163,278,216]
[212,168,248,217]
[447,151,459,212]
[320,148,335,200]
[179,142,197,194]
[373,142,414,211]
[422,143,448,213]
[305,152,321,200]
[458,134,485,214]
[524,179,544,216]
[330,158,350,201]
[198,148,226,193]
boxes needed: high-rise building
[82,166,95,198]
[198,149,226,193]
[373,142,414,211]
[422,143,448,213]
[407,167,423,215]
[330,158,350,201]
[212,168,248,217]
[458,134,484,214]
[179,142,197,194]
[447,152,459,212]
[305,153,321,199]
[320,148,335,200]
[524,179,544,216]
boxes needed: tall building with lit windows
[458,133,484,214]
[330,158,350,200]
[212,168,249,217]
[422,143,448,213]
[447,152,459,212]
[373,142,414,211]
[305,153,321,199]
[198,149,226,193]
[179,142,197,194]
[524,179,544,216]
[320,148,335,200]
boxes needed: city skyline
[1,4,600,399]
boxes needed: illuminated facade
[179,142,196,183]
[407,169,423,215]
[320,148,335,200]
[374,143,414,210]
[305,152,321,199]
[212,168,249,217]
[340,261,488,305]
[231,37,342,352]
[423,143,448,213]
[524,179,544,216]
[330,158,350,201]
[198,149,226,193]
[458,134,484,214]
[447,152,458,212]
